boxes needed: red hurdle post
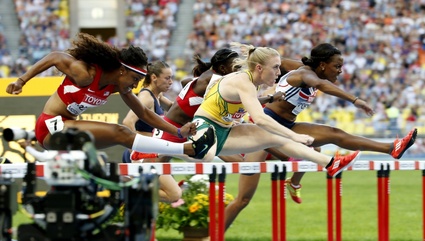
[377,164,390,241]
[209,166,217,241]
[279,165,286,241]
[383,164,390,241]
[271,165,279,241]
[217,166,226,241]
[377,165,384,241]
[270,164,286,241]
[335,173,343,241]
[423,169,425,241]
[326,172,343,241]
[327,173,333,241]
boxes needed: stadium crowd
[0,0,424,139]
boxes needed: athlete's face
[153,67,174,93]
[120,67,146,94]
[320,55,343,83]
[260,56,281,87]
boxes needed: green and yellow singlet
[199,71,254,126]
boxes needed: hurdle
[271,164,287,241]
[2,160,425,240]
[208,166,226,241]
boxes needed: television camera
[2,128,36,142]
[0,128,158,241]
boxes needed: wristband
[177,128,183,139]
[268,94,274,103]
[18,78,26,85]
[352,97,359,104]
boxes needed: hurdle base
[181,227,210,241]
[182,238,210,241]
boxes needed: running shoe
[390,128,417,159]
[190,126,216,159]
[285,178,302,204]
[130,151,158,162]
[327,151,361,177]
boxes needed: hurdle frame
[2,160,425,240]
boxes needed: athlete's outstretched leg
[224,150,267,230]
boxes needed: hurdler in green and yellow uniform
[192,71,254,154]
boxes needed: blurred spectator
[181,0,425,137]
[125,0,178,61]
[385,101,401,136]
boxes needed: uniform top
[175,77,204,117]
[275,70,318,116]
[135,88,164,132]
[57,65,115,116]
[199,71,254,126]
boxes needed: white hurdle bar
[1,160,424,178]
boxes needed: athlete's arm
[123,90,154,132]
[298,70,374,116]
[120,91,196,137]
[300,70,357,102]
[258,91,284,105]
[122,110,138,132]
[281,58,303,72]
[23,52,91,85]
[235,76,313,145]
[6,52,92,95]
[158,93,173,111]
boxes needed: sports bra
[135,89,164,132]
[57,65,115,116]
[275,71,318,115]
[199,71,253,126]
[175,77,204,117]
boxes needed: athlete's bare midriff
[195,108,233,128]
[42,92,78,120]
[265,100,298,122]
[166,104,193,126]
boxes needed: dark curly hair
[66,32,148,72]
[301,43,341,69]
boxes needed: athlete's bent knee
[114,124,135,143]
[167,188,183,203]
[234,195,253,209]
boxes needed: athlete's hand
[354,98,375,116]
[6,79,25,95]
[272,91,285,102]
[179,122,197,137]
[292,134,314,146]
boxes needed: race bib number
[67,102,88,115]
[45,115,65,134]
[292,103,309,115]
